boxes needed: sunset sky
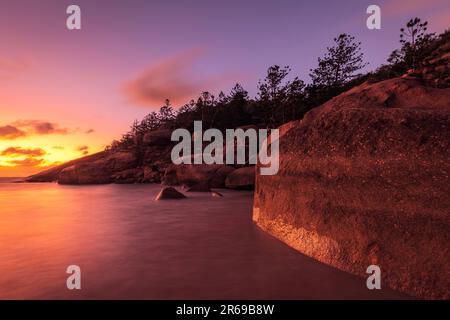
[1,0,449,176]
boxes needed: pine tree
[310,34,367,88]
[388,18,434,71]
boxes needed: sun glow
[0,135,104,177]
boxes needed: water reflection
[0,183,407,299]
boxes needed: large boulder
[58,163,111,185]
[111,168,143,183]
[209,165,235,188]
[103,151,136,171]
[225,166,255,189]
[253,78,450,299]
[162,164,235,188]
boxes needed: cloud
[85,129,95,134]
[1,147,46,157]
[12,120,69,135]
[0,125,26,140]
[124,48,244,108]
[0,120,75,140]
[52,146,64,150]
[125,49,203,107]
[7,158,44,167]
[0,146,55,169]
[77,145,89,155]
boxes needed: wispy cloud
[0,125,26,140]
[1,147,46,157]
[12,120,70,135]
[124,48,244,108]
[0,120,74,140]
[125,49,204,107]
[77,145,89,155]
[7,158,44,167]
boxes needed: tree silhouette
[401,17,428,69]
[195,91,216,127]
[107,26,447,153]
[258,65,305,126]
[388,17,434,71]
[229,83,248,102]
[310,34,367,88]
[158,99,176,126]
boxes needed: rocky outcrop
[111,168,144,184]
[155,187,186,200]
[59,163,111,184]
[253,77,450,299]
[58,151,136,185]
[26,152,106,182]
[26,119,259,187]
[26,137,172,184]
[26,141,256,187]
[404,39,450,88]
[162,164,237,188]
[142,166,161,183]
[209,165,235,188]
[225,166,255,189]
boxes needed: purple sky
[3,0,449,102]
[1,0,449,175]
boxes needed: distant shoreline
[0,177,26,183]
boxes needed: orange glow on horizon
[0,132,105,177]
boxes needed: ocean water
[0,182,408,299]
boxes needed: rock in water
[155,187,186,200]
[253,78,450,299]
[211,191,224,198]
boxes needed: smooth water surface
[0,182,407,299]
